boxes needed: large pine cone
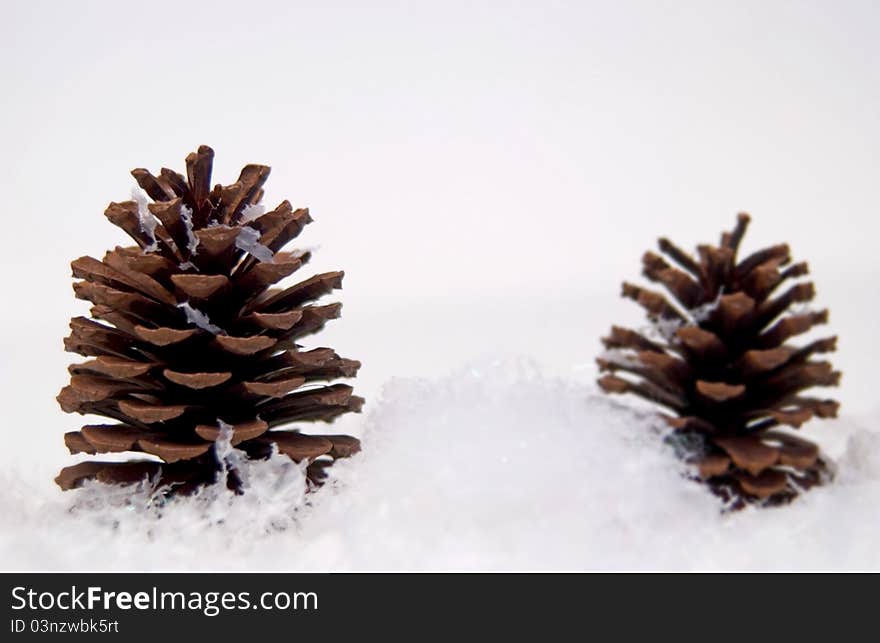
[57,146,363,495]
[598,214,840,508]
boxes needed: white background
[1,0,877,482]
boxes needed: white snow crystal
[179,204,200,255]
[643,316,683,342]
[239,203,266,224]
[690,288,723,322]
[214,420,248,484]
[235,226,274,263]
[131,186,159,252]
[178,302,225,335]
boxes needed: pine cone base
[665,431,833,510]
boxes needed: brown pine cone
[598,214,840,508]
[56,145,363,495]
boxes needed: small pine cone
[597,214,840,508]
[56,146,363,495]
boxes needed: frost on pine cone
[56,145,363,495]
[598,214,840,508]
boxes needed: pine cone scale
[184,146,215,208]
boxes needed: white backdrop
[1,0,878,484]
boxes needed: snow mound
[131,186,159,252]
[1,359,878,570]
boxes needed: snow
[130,187,159,252]
[644,317,683,343]
[179,204,199,255]
[239,204,266,224]
[235,227,274,263]
[178,302,225,335]
[0,358,877,571]
[690,288,724,323]
[213,419,249,479]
